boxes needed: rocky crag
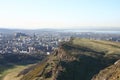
[18,38,120,80]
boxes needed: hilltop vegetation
[18,38,120,80]
[72,38,120,55]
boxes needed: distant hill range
[0,28,61,33]
[0,27,120,33]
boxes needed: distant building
[20,50,29,54]
[47,52,50,55]
[28,47,35,53]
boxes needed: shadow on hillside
[57,54,120,80]
[0,53,46,75]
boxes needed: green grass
[72,38,120,55]
[0,65,14,80]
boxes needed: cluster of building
[0,32,70,54]
[0,31,120,55]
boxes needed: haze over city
[0,0,120,29]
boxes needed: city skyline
[0,0,120,29]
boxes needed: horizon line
[0,26,120,30]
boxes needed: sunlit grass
[21,61,47,80]
[72,38,120,55]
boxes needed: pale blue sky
[0,0,120,29]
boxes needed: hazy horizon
[0,0,120,29]
[1,27,120,31]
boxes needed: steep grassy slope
[19,38,120,80]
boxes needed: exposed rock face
[19,48,69,80]
[92,60,120,80]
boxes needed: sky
[0,0,120,29]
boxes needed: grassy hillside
[20,38,120,80]
[0,53,46,80]
[72,38,120,55]
[2,65,32,80]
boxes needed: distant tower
[33,33,36,41]
[0,33,2,37]
[33,33,36,47]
